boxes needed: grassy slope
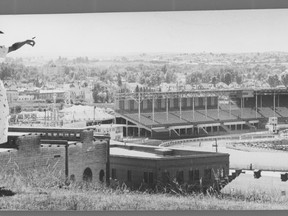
[0,169,288,211]
[1,187,287,210]
[1,159,288,210]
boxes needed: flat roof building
[110,143,229,192]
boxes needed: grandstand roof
[115,88,288,100]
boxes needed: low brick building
[110,143,229,191]
[2,127,110,184]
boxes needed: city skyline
[1,9,288,58]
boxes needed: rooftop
[110,143,229,160]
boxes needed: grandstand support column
[205,97,207,119]
[278,94,280,107]
[192,97,195,119]
[217,96,220,119]
[126,120,128,137]
[152,96,155,123]
[138,92,141,123]
[240,97,243,118]
[273,93,276,117]
[166,97,169,121]
[179,96,182,120]
[255,93,258,118]
[229,97,231,117]
[138,127,140,137]
[260,95,262,108]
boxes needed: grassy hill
[0,168,287,210]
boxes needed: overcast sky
[1,9,288,58]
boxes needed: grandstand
[114,89,288,139]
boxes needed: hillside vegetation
[0,167,287,210]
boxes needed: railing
[159,132,276,148]
[159,134,240,147]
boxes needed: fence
[159,132,277,148]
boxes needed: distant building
[17,95,34,101]
[38,89,66,101]
[6,89,19,103]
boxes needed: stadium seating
[275,107,288,118]
[219,103,240,111]
[197,109,238,121]
[172,110,214,122]
[231,108,258,119]
[123,113,159,126]
[257,107,280,118]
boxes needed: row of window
[111,168,225,185]
[43,132,81,139]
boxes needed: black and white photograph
[1,3,288,211]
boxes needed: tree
[211,76,217,87]
[235,75,243,85]
[267,75,280,87]
[92,82,102,103]
[15,105,22,114]
[281,73,288,87]
[223,73,232,85]
[135,85,139,92]
[117,73,122,87]
[161,64,167,74]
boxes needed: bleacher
[258,107,280,118]
[143,112,188,125]
[123,113,159,126]
[219,103,240,111]
[172,110,213,122]
[197,109,238,121]
[228,108,258,119]
[275,107,288,118]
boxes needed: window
[176,170,184,184]
[144,172,154,184]
[149,172,154,184]
[127,170,132,182]
[144,172,148,183]
[194,170,200,181]
[204,169,212,180]
[70,133,75,137]
[83,168,93,182]
[188,170,194,182]
[162,171,170,184]
[99,170,105,183]
[111,168,117,179]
